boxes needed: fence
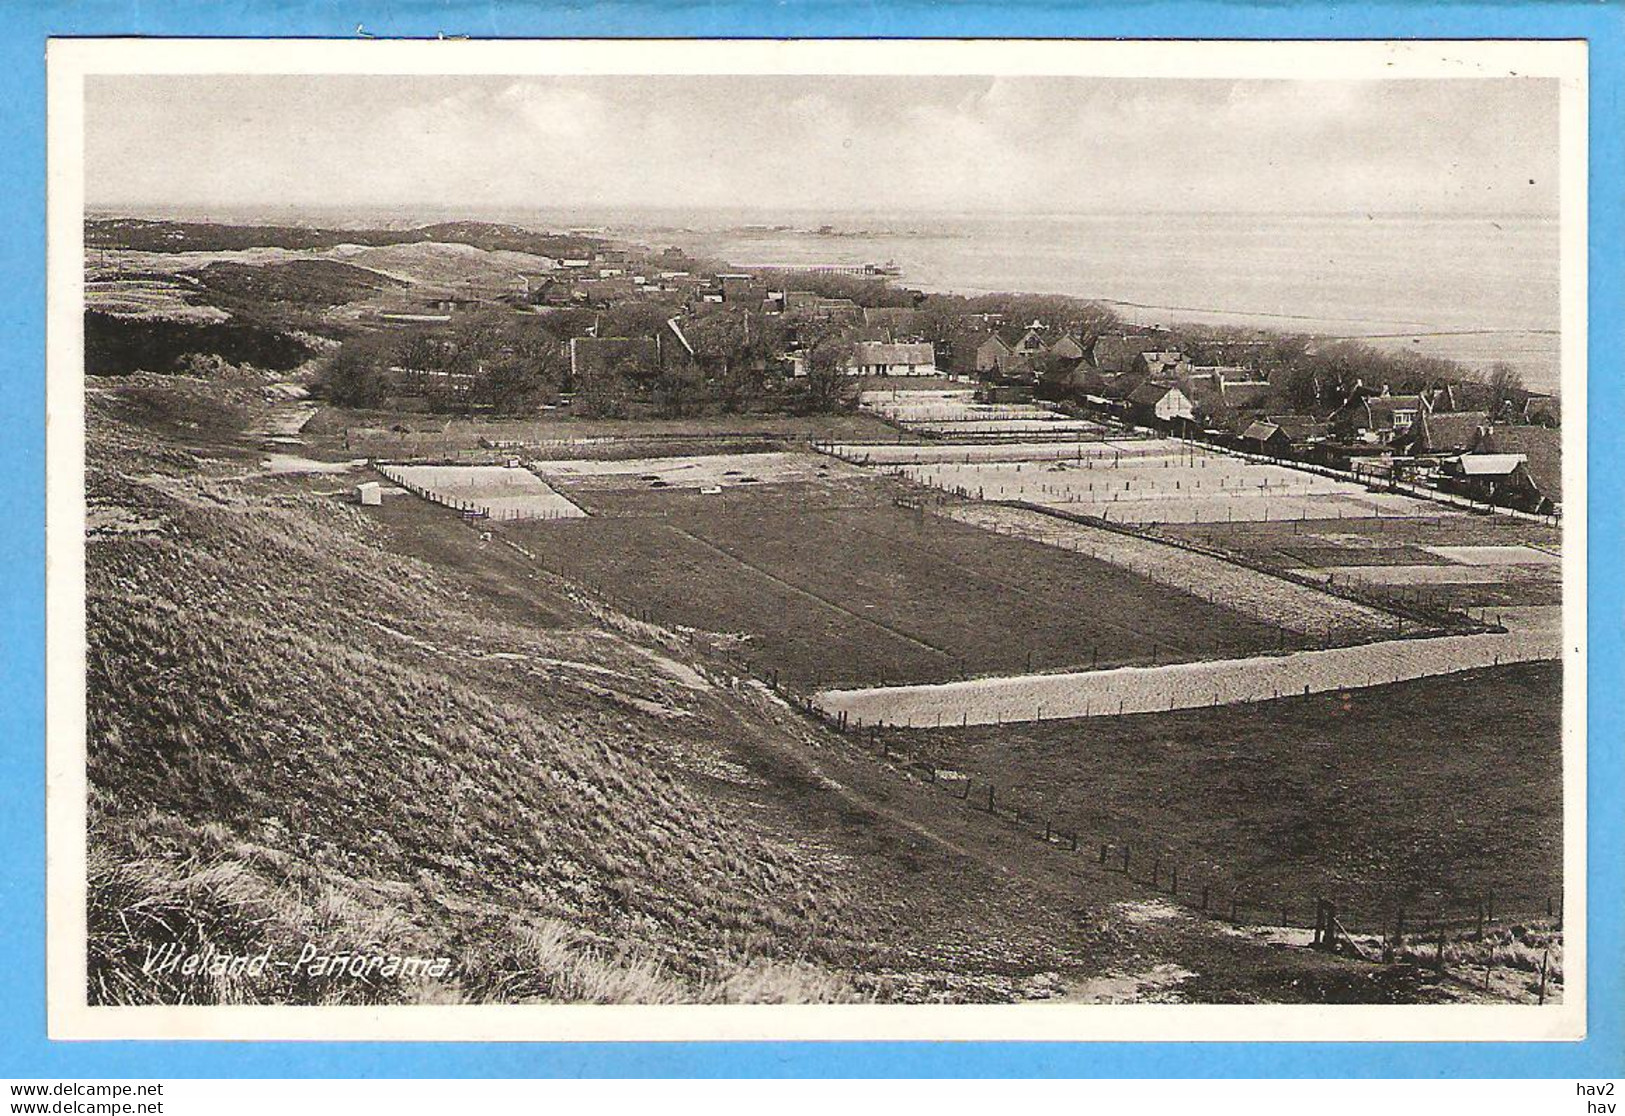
[372,462,586,523]
[808,707,1563,1004]
[489,521,1561,1004]
[1178,433,1562,528]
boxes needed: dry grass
[85,383,874,1004]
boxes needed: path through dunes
[814,607,1562,728]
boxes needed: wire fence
[372,462,586,523]
[484,519,1563,1005]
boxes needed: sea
[107,204,1564,393]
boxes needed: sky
[83,74,1560,218]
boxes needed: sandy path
[814,607,1561,728]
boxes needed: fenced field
[869,660,1563,937]
[505,483,1310,691]
[1156,515,1565,613]
[813,605,1559,727]
[858,389,1109,441]
[937,502,1397,638]
[821,440,1168,467]
[376,463,586,521]
[857,441,1445,524]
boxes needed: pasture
[875,661,1564,925]
[506,478,1307,691]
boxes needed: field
[859,388,1109,441]
[508,468,1308,691]
[377,464,586,520]
[814,605,1559,727]
[875,662,1565,926]
[937,502,1396,638]
[321,408,915,461]
[1157,514,1565,611]
[530,451,859,492]
[864,440,1445,524]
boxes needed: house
[1394,410,1493,456]
[861,306,920,337]
[1092,331,1174,374]
[1127,381,1195,426]
[782,291,862,321]
[975,333,1015,375]
[526,277,577,307]
[847,341,937,377]
[1240,420,1294,457]
[1011,322,1050,358]
[576,277,638,305]
[1266,414,1331,446]
[1330,392,1432,442]
[1520,392,1562,427]
[719,274,762,304]
[1437,453,1548,511]
[1472,425,1562,503]
[1047,334,1087,362]
[1428,379,1497,414]
[1132,350,1192,380]
[1183,367,1273,418]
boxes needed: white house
[846,341,937,377]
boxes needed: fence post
[1538,947,1550,1005]
[1121,844,1131,875]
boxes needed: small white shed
[356,481,383,506]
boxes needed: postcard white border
[45,36,1589,1043]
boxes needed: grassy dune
[86,383,871,1005]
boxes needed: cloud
[84,74,1559,217]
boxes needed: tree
[1486,362,1525,417]
[652,359,705,418]
[318,331,395,408]
[796,335,856,414]
[1280,362,1320,413]
[468,323,565,415]
[688,308,785,412]
[576,368,633,418]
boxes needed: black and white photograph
[46,39,1585,1040]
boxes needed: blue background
[2,0,1619,1079]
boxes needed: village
[292,227,1563,521]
